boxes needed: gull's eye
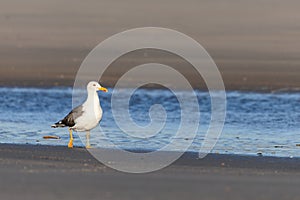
[93,84,96,86]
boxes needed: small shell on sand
[43,135,60,140]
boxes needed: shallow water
[0,87,299,158]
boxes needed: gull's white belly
[72,107,102,132]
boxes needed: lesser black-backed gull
[51,81,108,148]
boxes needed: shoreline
[2,142,300,162]
[1,143,300,172]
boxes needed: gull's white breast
[72,95,103,132]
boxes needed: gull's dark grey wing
[51,105,84,128]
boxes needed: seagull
[51,81,108,148]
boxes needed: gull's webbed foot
[68,139,73,148]
[68,128,74,148]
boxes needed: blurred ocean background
[0,87,299,158]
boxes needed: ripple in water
[0,87,299,157]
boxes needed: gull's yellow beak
[98,87,108,92]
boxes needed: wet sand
[0,0,300,91]
[1,144,300,200]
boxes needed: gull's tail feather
[51,121,66,128]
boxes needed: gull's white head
[87,81,108,93]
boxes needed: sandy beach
[0,144,300,200]
[0,0,300,90]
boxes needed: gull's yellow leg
[86,131,91,148]
[68,128,74,148]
